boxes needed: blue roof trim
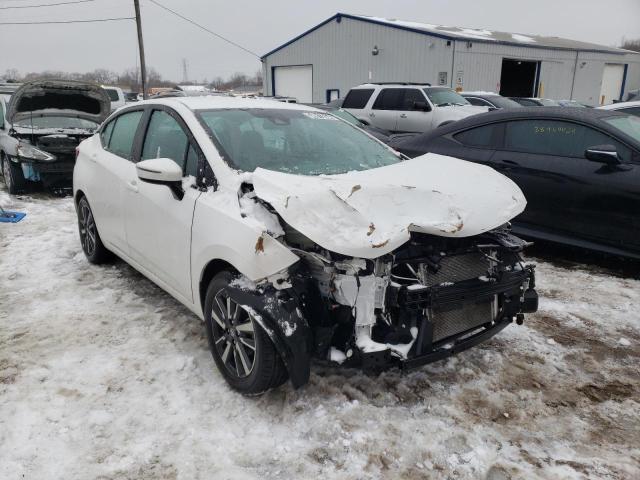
[261,12,626,59]
[261,14,343,59]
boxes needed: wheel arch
[199,258,237,314]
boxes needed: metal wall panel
[263,17,640,105]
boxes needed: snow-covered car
[1,80,110,194]
[73,97,538,395]
[342,83,488,133]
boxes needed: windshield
[423,88,470,107]
[603,115,640,143]
[13,116,99,130]
[197,108,400,175]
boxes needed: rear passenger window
[342,89,374,109]
[107,110,143,160]
[455,123,503,148]
[373,89,404,110]
[466,97,492,107]
[142,110,188,170]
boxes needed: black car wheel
[2,156,26,194]
[77,196,111,264]
[204,271,288,395]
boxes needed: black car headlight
[17,142,56,162]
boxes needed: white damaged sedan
[73,96,538,394]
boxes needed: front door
[395,88,434,133]
[124,107,202,302]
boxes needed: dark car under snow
[391,107,640,259]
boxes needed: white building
[261,13,640,106]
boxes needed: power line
[0,17,134,24]
[147,0,260,58]
[0,0,100,9]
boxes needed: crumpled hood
[7,80,110,125]
[251,154,527,258]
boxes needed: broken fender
[252,154,526,258]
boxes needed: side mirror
[413,101,431,112]
[136,158,184,199]
[584,144,621,166]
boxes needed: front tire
[204,271,288,395]
[2,156,26,194]
[77,196,111,264]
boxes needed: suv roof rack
[368,82,432,86]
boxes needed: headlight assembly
[17,142,56,162]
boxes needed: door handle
[126,180,139,193]
[399,113,407,118]
[89,153,98,162]
[369,112,375,117]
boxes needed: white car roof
[141,95,321,112]
[598,100,640,111]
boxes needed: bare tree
[622,38,640,52]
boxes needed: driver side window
[141,109,196,176]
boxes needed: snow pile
[1,187,639,479]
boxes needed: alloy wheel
[79,200,97,257]
[210,291,257,379]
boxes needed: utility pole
[133,0,148,99]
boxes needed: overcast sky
[1,0,639,82]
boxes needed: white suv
[73,96,537,395]
[342,83,488,134]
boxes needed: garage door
[599,64,625,105]
[273,65,312,103]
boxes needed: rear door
[341,88,375,122]
[369,88,403,131]
[124,106,202,302]
[395,88,435,133]
[90,108,144,255]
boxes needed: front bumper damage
[224,226,538,387]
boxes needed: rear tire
[77,196,111,264]
[204,271,288,395]
[2,156,26,195]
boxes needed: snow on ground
[1,188,639,480]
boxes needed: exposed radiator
[430,299,494,342]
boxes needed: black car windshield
[13,116,99,130]
[197,108,400,175]
[603,114,640,143]
[423,88,470,107]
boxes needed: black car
[391,107,640,259]
[461,92,523,110]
